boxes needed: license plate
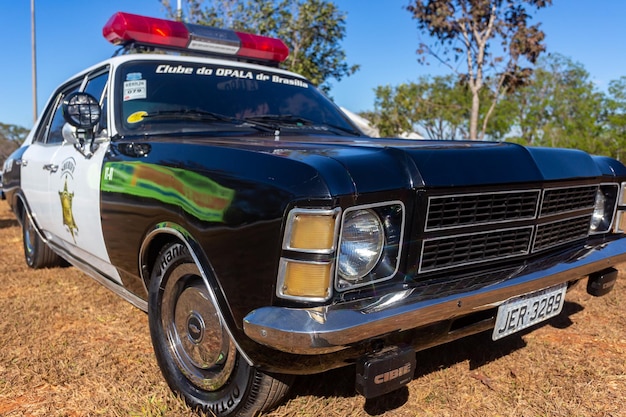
[492,283,567,341]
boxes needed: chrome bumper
[243,238,626,355]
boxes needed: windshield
[114,60,359,136]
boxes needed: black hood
[117,134,626,200]
[233,135,621,195]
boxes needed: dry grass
[0,201,624,416]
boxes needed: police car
[3,11,626,417]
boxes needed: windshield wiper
[244,114,314,126]
[243,114,362,136]
[140,109,281,133]
[141,109,236,123]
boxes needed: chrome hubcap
[162,263,236,391]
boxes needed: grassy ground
[0,202,624,416]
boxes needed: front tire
[22,211,62,268]
[148,242,292,417]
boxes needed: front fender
[139,222,254,366]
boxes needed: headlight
[277,202,404,300]
[589,184,618,234]
[590,190,607,231]
[337,209,385,282]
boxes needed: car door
[20,81,81,243]
[44,68,122,284]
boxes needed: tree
[604,77,626,161]
[0,122,27,165]
[160,0,359,93]
[370,75,515,139]
[407,0,552,140]
[506,54,608,155]
[371,75,468,138]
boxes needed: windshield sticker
[270,75,308,88]
[126,72,143,81]
[152,64,308,88]
[127,111,148,124]
[123,79,147,101]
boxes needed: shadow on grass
[285,299,585,416]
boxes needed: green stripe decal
[101,161,234,222]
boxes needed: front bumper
[244,237,626,355]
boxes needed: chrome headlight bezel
[336,208,385,282]
[614,182,626,233]
[589,183,619,234]
[335,201,405,292]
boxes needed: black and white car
[2,11,626,417]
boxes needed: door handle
[43,164,59,173]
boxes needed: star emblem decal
[59,179,78,242]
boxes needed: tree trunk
[469,90,480,140]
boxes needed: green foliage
[604,77,626,161]
[406,0,552,139]
[369,52,626,160]
[504,54,611,155]
[160,0,359,93]
[0,122,27,165]
[372,76,467,138]
[371,75,514,140]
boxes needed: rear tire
[148,242,292,417]
[22,212,62,268]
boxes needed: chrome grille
[533,215,591,251]
[420,227,533,273]
[426,190,539,231]
[540,185,597,217]
[419,185,600,274]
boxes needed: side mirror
[62,92,101,129]
[61,123,79,145]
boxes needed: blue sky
[1,1,626,129]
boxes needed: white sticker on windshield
[123,79,147,101]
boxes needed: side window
[46,84,81,145]
[84,72,108,99]
[33,68,109,145]
[84,71,110,133]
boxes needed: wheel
[22,211,62,268]
[148,242,292,417]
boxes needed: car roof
[59,53,308,88]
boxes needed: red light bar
[103,12,189,49]
[103,12,289,63]
[236,32,290,62]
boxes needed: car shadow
[284,299,585,415]
[0,218,19,229]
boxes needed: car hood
[215,134,623,194]
[118,134,626,200]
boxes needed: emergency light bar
[103,12,289,63]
